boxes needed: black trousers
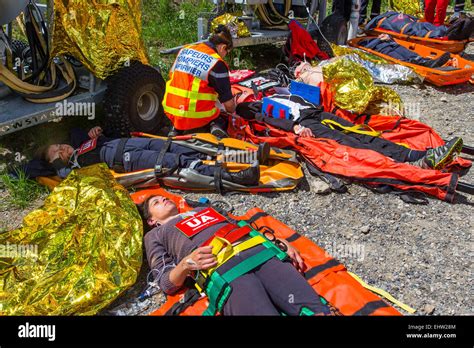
[100,138,214,175]
[217,245,331,316]
[359,0,382,24]
[299,112,426,163]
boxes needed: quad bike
[0,0,166,138]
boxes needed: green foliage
[0,169,47,210]
[142,0,214,73]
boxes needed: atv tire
[103,62,166,138]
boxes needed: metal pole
[348,0,360,40]
[318,0,327,25]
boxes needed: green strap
[240,221,287,261]
[203,248,277,316]
[202,221,288,315]
[300,307,316,316]
[221,247,277,283]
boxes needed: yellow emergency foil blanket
[51,0,148,79]
[332,45,423,85]
[389,0,423,18]
[320,57,403,115]
[0,164,143,315]
[210,13,251,38]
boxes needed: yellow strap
[396,142,410,148]
[166,83,218,101]
[348,272,416,314]
[375,17,387,29]
[400,23,410,35]
[321,119,382,137]
[204,235,267,275]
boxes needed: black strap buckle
[154,138,173,176]
[111,138,128,173]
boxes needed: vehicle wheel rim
[137,91,160,121]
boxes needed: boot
[210,122,229,139]
[424,52,451,68]
[411,137,463,170]
[221,161,260,186]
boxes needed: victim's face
[47,144,75,163]
[147,195,179,226]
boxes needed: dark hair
[209,24,233,50]
[35,145,52,163]
[139,195,155,224]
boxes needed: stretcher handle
[457,182,474,195]
[461,144,474,156]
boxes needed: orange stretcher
[132,187,413,316]
[365,27,472,54]
[349,36,474,86]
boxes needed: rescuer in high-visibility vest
[163,25,236,138]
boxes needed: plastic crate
[262,98,291,119]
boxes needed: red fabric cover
[288,20,330,61]
[229,70,256,84]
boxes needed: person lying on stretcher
[34,126,262,185]
[140,195,334,315]
[365,11,474,41]
[236,100,463,171]
[359,34,452,69]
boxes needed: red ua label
[77,138,98,155]
[175,208,227,238]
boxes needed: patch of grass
[142,0,214,73]
[0,169,47,210]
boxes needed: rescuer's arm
[209,61,234,113]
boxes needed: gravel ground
[1,44,473,316]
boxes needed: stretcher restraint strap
[400,23,410,35]
[375,17,387,29]
[203,247,282,316]
[304,259,341,280]
[164,288,202,316]
[203,223,288,315]
[245,211,269,225]
[111,139,129,173]
[348,271,416,314]
[352,300,389,315]
[285,232,301,243]
[214,143,226,194]
[154,138,173,178]
[321,119,382,137]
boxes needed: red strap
[266,104,274,116]
[279,109,286,119]
[201,224,252,247]
[223,225,252,244]
[201,223,236,247]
